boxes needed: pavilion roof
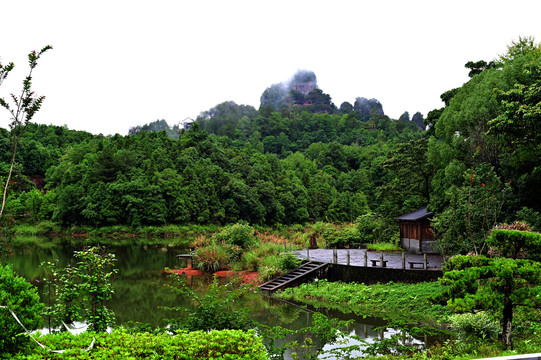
[396,206,433,221]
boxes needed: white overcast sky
[1,0,540,136]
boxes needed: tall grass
[366,242,403,252]
[194,242,233,272]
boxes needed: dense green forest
[1,38,541,255]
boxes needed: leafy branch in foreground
[0,45,52,219]
[39,246,118,333]
[165,275,253,332]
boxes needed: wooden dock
[258,249,444,292]
[295,248,444,270]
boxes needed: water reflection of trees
[9,241,443,355]
[244,294,305,326]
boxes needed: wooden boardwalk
[293,249,444,270]
[258,249,444,292]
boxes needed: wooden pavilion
[396,206,437,254]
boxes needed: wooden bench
[370,259,388,267]
[408,261,426,269]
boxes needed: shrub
[241,250,261,271]
[312,222,337,246]
[449,311,500,342]
[0,264,44,355]
[259,255,283,282]
[326,226,361,248]
[36,220,59,235]
[73,246,118,332]
[214,223,255,249]
[241,242,283,271]
[21,329,269,359]
[488,225,541,261]
[356,212,399,244]
[278,252,301,271]
[516,206,541,232]
[167,276,252,332]
[194,242,234,272]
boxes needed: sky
[1,1,540,136]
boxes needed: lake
[5,239,440,358]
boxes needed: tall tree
[383,137,434,206]
[428,38,541,216]
[440,227,541,348]
[0,46,52,219]
[464,60,497,78]
[489,65,541,174]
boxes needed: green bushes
[192,223,301,279]
[258,256,282,282]
[40,246,118,333]
[13,329,268,359]
[74,247,118,332]
[449,312,500,342]
[308,220,399,249]
[241,242,283,271]
[213,223,255,249]
[258,252,301,282]
[278,251,301,271]
[193,223,256,271]
[167,276,252,332]
[195,242,235,272]
[356,213,399,244]
[0,264,44,355]
[323,225,362,248]
[487,226,541,260]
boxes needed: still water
[6,240,438,358]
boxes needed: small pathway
[292,249,444,270]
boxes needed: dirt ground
[168,268,260,285]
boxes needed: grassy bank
[277,279,451,326]
[11,221,220,242]
[7,221,382,248]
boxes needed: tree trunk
[502,292,513,348]
[0,140,19,218]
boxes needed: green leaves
[166,275,252,332]
[490,75,541,171]
[487,228,541,260]
[0,264,44,355]
[41,246,118,333]
[73,246,118,332]
[28,46,53,68]
[0,60,15,91]
[440,250,541,348]
[30,329,268,359]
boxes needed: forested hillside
[1,111,426,228]
[1,38,540,256]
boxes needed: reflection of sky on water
[319,327,424,360]
[276,319,426,360]
[36,321,90,335]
